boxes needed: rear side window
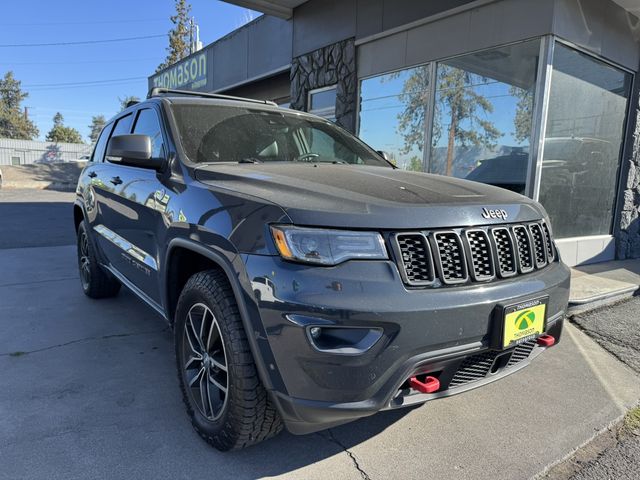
[90,123,113,163]
[133,109,164,158]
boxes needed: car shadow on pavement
[218,405,415,476]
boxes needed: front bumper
[241,254,571,434]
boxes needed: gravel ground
[571,297,640,374]
[545,299,640,480]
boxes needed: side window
[111,113,133,137]
[91,123,113,163]
[133,109,165,158]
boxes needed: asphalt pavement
[1,188,639,480]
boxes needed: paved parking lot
[1,189,639,480]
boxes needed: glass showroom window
[538,44,631,239]
[430,40,541,194]
[359,64,430,171]
[308,86,337,121]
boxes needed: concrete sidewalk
[569,259,640,310]
[1,244,639,480]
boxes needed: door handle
[87,171,97,178]
[110,176,123,186]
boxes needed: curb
[568,285,639,315]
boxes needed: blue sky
[0,0,258,141]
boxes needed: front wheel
[77,221,120,298]
[175,270,282,451]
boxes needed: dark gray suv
[74,88,570,451]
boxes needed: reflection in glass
[430,40,541,194]
[359,65,430,171]
[538,44,631,238]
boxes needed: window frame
[132,107,167,160]
[307,85,338,121]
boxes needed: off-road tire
[175,270,283,451]
[77,221,121,298]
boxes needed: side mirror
[377,150,390,161]
[106,134,164,170]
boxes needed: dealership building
[149,0,640,267]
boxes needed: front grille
[491,227,517,277]
[542,222,555,262]
[432,232,467,284]
[394,220,555,288]
[449,340,537,389]
[529,223,547,268]
[465,229,494,281]
[506,340,537,368]
[395,234,434,285]
[512,225,534,273]
[449,351,497,388]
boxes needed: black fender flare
[164,237,287,394]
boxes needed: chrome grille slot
[394,233,434,286]
[491,227,517,277]
[464,229,494,281]
[529,223,547,268]
[432,231,467,284]
[512,225,534,273]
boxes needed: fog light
[306,326,383,355]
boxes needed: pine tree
[394,65,501,175]
[88,115,106,144]
[156,0,192,72]
[118,95,140,111]
[0,71,39,140]
[46,112,83,144]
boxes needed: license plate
[502,297,547,348]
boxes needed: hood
[194,163,544,229]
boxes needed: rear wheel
[77,221,120,298]
[175,270,282,451]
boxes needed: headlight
[270,225,388,265]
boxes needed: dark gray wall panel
[554,0,640,71]
[223,72,291,102]
[357,31,408,79]
[380,0,475,33]
[212,28,249,90]
[247,16,293,78]
[292,0,356,57]
[355,0,383,39]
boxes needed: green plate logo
[514,309,536,331]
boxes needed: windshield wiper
[238,158,263,164]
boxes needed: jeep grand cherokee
[73,88,570,451]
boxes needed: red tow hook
[409,375,440,394]
[537,334,556,347]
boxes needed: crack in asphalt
[317,430,371,480]
[0,276,79,289]
[0,327,170,358]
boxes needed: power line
[0,58,159,66]
[24,76,148,88]
[0,18,167,27]
[0,33,166,48]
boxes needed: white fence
[0,138,92,165]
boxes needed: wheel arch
[164,238,284,394]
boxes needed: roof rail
[147,87,278,106]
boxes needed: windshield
[170,103,390,167]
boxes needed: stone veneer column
[290,38,357,133]
[615,75,640,259]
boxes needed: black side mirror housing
[106,134,164,170]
